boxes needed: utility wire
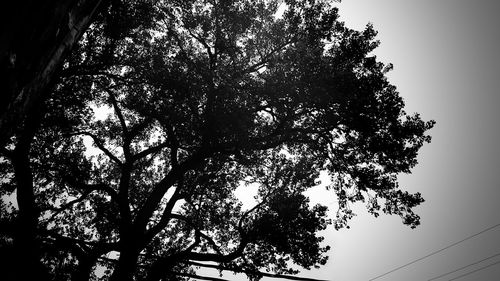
[428,252,500,280]
[369,222,500,280]
[446,260,500,281]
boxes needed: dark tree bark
[0,0,104,148]
[72,257,96,281]
[10,104,47,281]
[0,2,106,279]
[110,162,141,281]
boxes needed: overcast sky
[312,1,500,280]
[202,1,500,280]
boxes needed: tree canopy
[0,1,434,281]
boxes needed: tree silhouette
[0,1,434,281]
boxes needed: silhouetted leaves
[1,1,434,280]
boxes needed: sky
[201,1,500,281]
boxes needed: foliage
[1,0,434,280]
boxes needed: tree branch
[166,124,179,168]
[41,230,118,256]
[44,180,118,227]
[186,236,248,263]
[237,182,283,233]
[170,272,231,281]
[168,213,224,256]
[69,131,123,165]
[128,117,153,142]
[107,89,129,138]
[166,24,202,72]
[45,190,90,217]
[64,176,118,200]
[133,149,209,231]
[240,38,296,75]
[133,141,170,162]
[143,188,183,242]
[186,28,214,65]
[185,261,331,281]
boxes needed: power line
[446,260,500,281]
[368,222,500,280]
[428,252,500,280]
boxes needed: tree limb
[143,188,183,242]
[133,141,170,162]
[133,149,209,231]
[168,213,224,256]
[186,28,214,65]
[69,131,123,165]
[42,230,118,255]
[107,89,129,138]
[186,261,331,281]
[64,176,118,200]
[186,236,248,263]
[128,117,154,142]
[240,38,297,75]
[45,180,117,218]
[170,272,231,281]
[45,190,90,218]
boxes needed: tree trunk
[110,238,140,281]
[0,1,104,279]
[11,156,48,281]
[144,256,178,281]
[108,160,141,281]
[11,126,48,281]
[72,255,97,281]
[0,0,104,148]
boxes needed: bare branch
[186,235,248,263]
[69,131,123,165]
[166,24,202,72]
[46,179,117,220]
[45,190,90,217]
[107,89,128,137]
[133,149,209,231]
[64,176,118,199]
[198,231,224,256]
[185,261,330,281]
[143,188,183,242]
[42,231,118,258]
[166,124,179,168]
[187,228,202,253]
[133,141,170,162]
[186,28,214,63]
[167,213,224,256]
[241,38,296,75]
[170,272,231,281]
[237,199,267,233]
[128,117,154,142]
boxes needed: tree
[0,1,435,281]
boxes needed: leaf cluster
[0,1,434,280]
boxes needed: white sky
[205,1,500,281]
